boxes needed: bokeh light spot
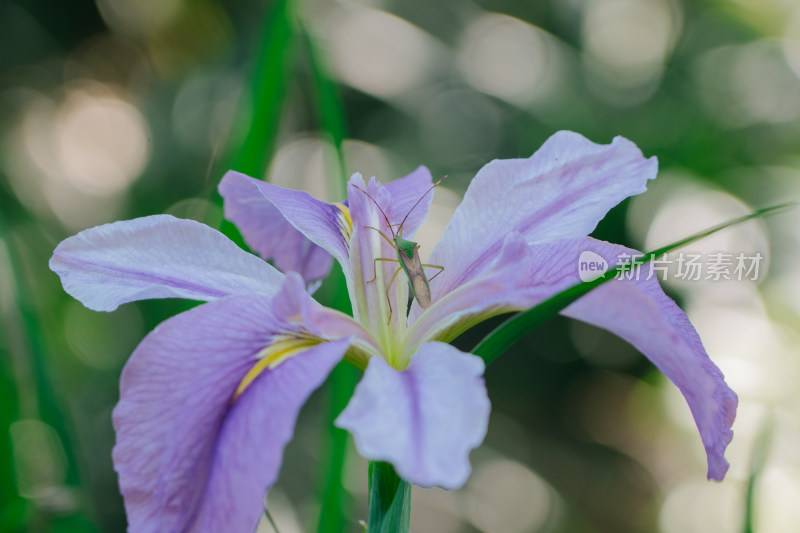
[464,458,560,533]
[582,0,680,85]
[10,420,69,502]
[54,85,150,196]
[457,13,562,106]
[659,477,741,533]
[323,7,440,99]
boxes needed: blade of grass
[302,24,348,200]
[214,0,297,252]
[215,0,297,251]
[231,0,296,178]
[473,203,795,365]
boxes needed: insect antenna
[395,176,446,236]
[351,184,397,237]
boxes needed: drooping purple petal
[560,241,737,481]
[231,172,351,268]
[412,232,736,480]
[219,171,334,282]
[335,342,490,489]
[112,288,350,533]
[428,131,657,299]
[50,214,283,312]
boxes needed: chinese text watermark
[578,251,764,282]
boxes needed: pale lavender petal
[336,342,490,489]
[234,173,351,268]
[112,289,350,532]
[219,171,333,282]
[50,214,283,312]
[560,241,737,481]
[429,131,657,299]
[382,165,434,239]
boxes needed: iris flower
[50,131,736,532]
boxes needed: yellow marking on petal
[232,337,320,402]
[334,202,353,244]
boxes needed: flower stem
[367,462,411,533]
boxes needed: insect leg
[367,257,400,284]
[384,266,403,323]
[363,226,394,246]
[422,264,445,282]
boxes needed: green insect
[353,179,445,322]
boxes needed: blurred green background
[2,0,799,531]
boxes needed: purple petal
[219,171,334,282]
[382,165,434,239]
[335,343,490,489]
[560,241,737,481]
[231,172,351,268]
[112,289,350,532]
[50,214,283,311]
[428,131,657,299]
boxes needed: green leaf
[367,462,411,533]
[473,203,795,365]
